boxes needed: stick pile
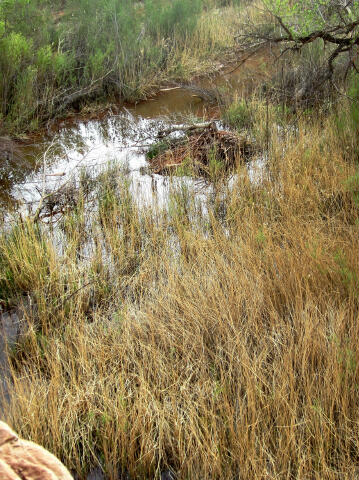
[148,123,254,176]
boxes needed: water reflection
[0,48,271,213]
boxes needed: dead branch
[235,4,359,82]
[31,147,95,222]
[157,122,217,137]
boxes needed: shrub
[222,99,254,131]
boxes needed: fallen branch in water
[157,121,217,138]
[31,146,95,223]
[159,86,181,92]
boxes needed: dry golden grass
[166,6,241,79]
[120,5,244,99]
[1,106,358,479]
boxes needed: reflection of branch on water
[31,144,98,222]
[11,112,223,219]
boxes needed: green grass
[222,99,254,132]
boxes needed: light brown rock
[0,421,73,480]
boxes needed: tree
[237,0,359,83]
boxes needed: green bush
[222,100,253,131]
[146,140,171,160]
[145,0,203,39]
[1,0,226,132]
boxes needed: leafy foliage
[0,0,233,133]
[264,0,359,37]
[236,0,359,91]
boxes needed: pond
[0,50,270,216]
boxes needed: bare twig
[31,147,95,222]
[157,122,217,138]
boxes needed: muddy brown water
[0,51,271,214]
